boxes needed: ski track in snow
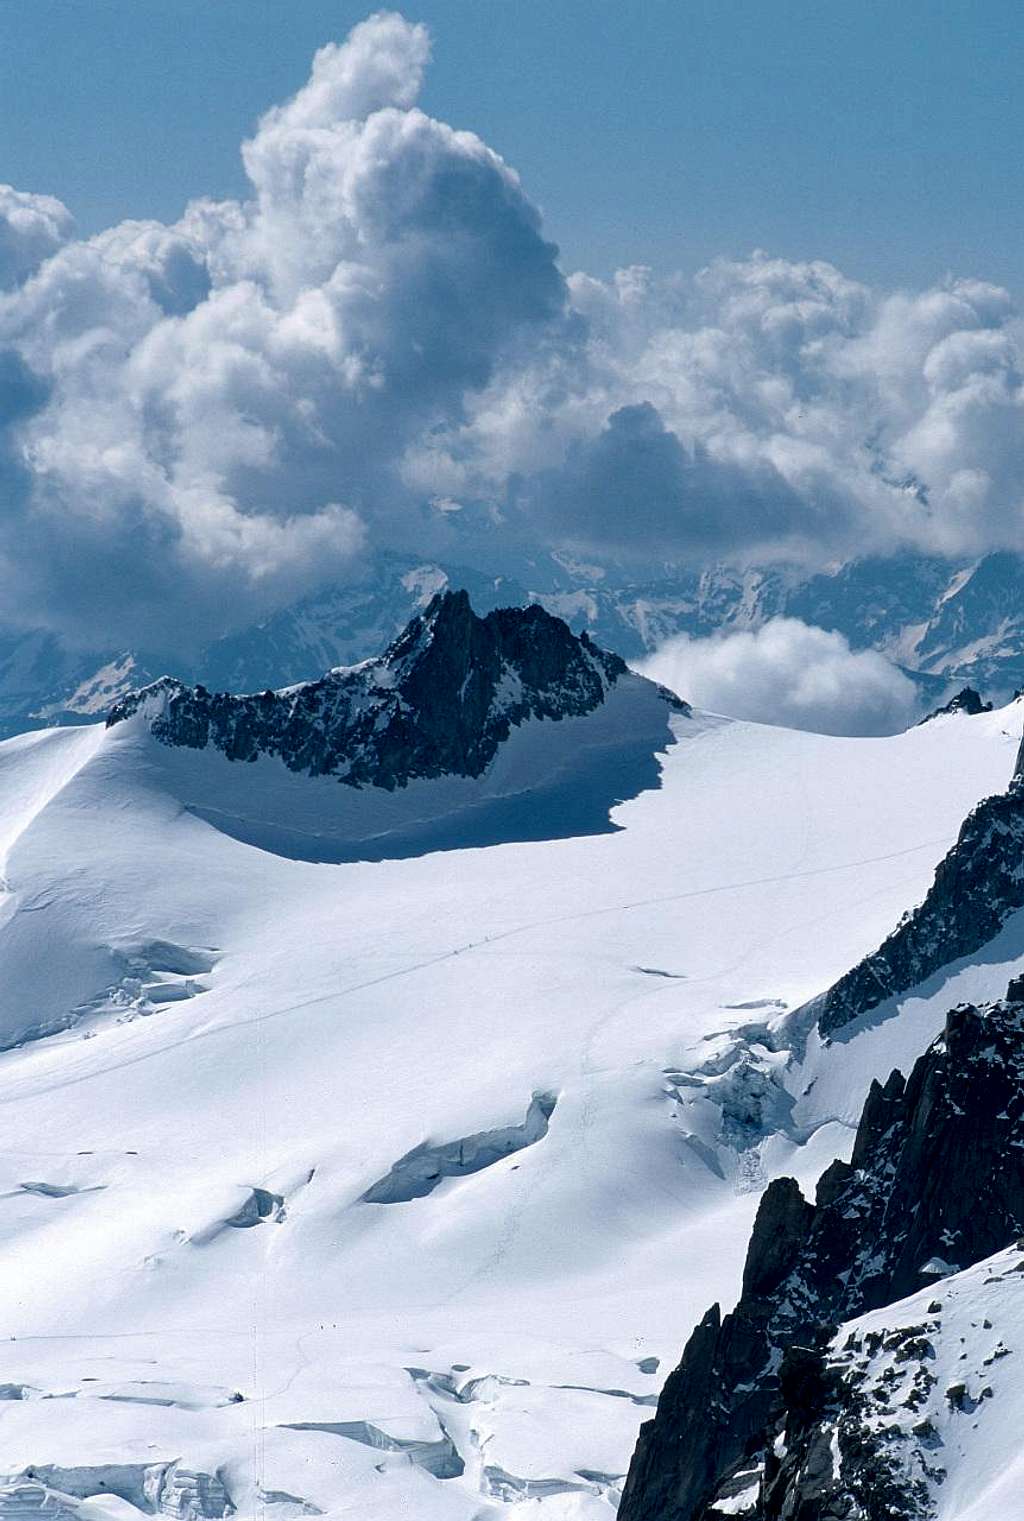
[0,832,959,1111]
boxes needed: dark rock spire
[108,590,686,791]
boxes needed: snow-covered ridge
[107,589,685,791]
[813,706,1024,1036]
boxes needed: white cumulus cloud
[0,10,565,649]
[0,185,74,290]
[636,619,920,736]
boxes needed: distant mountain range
[8,547,1024,735]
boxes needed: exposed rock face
[816,748,1024,1037]
[107,591,683,790]
[917,685,992,722]
[617,990,1024,1521]
[758,1335,935,1521]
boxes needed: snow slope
[0,697,1019,1518]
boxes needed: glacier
[0,615,1020,1517]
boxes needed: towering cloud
[0,12,567,647]
[0,11,1023,650]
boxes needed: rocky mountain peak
[107,591,685,791]
[918,685,992,723]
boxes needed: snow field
[0,701,1018,1516]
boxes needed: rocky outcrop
[108,591,684,791]
[816,746,1024,1037]
[618,988,1024,1521]
[760,1238,1024,1521]
[917,685,992,722]
[757,1335,935,1521]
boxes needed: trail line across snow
[0,830,958,1110]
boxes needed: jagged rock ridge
[917,685,992,722]
[815,732,1024,1036]
[107,591,682,791]
[618,988,1024,1521]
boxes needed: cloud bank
[636,620,920,736]
[1,11,1024,649]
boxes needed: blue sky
[1,0,1021,291]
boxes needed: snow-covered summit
[108,589,685,791]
